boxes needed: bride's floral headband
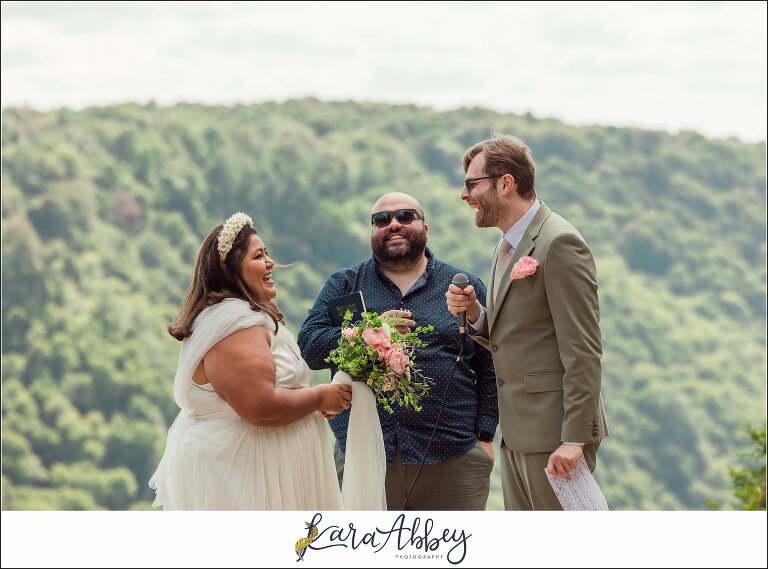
[217,212,253,262]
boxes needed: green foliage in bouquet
[325,310,434,413]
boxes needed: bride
[149,212,350,510]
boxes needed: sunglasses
[371,208,423,228]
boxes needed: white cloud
[2,0,765,141]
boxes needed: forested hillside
[2,99,765,510]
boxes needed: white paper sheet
[545,455,609,511]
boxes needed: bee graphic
[294,519,319,561]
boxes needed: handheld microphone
[452,273,470,335]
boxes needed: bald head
[369,192,428,271]
[371,192,425,220]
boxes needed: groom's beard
[372,227,428,272]
[475,186,505,228]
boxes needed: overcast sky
[2,1,766,142]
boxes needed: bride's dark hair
[168,223,284,341]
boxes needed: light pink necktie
[493,238,513,303]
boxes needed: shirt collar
[503,199,541,251]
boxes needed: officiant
[298,192,498,511]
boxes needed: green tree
[729,424,766,511]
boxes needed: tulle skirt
[149,410,343,510]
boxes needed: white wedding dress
[149,298,342,510]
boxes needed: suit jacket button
[497,379,503,386]
[492,345,498,352]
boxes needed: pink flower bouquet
[326,311,433,413]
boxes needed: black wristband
[476,430,494,442]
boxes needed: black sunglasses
[371,208,423,228]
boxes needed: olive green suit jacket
[471,202,608,453]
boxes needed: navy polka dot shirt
[297,248,498,465]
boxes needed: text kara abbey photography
[294,513,472,564]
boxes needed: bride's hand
[321,411,338,420]
[315,383,352,414]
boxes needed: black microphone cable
[400,329,468,510]
[400,273,473,509]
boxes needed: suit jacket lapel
[489,202,552,330]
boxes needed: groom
[446,135,609,510]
